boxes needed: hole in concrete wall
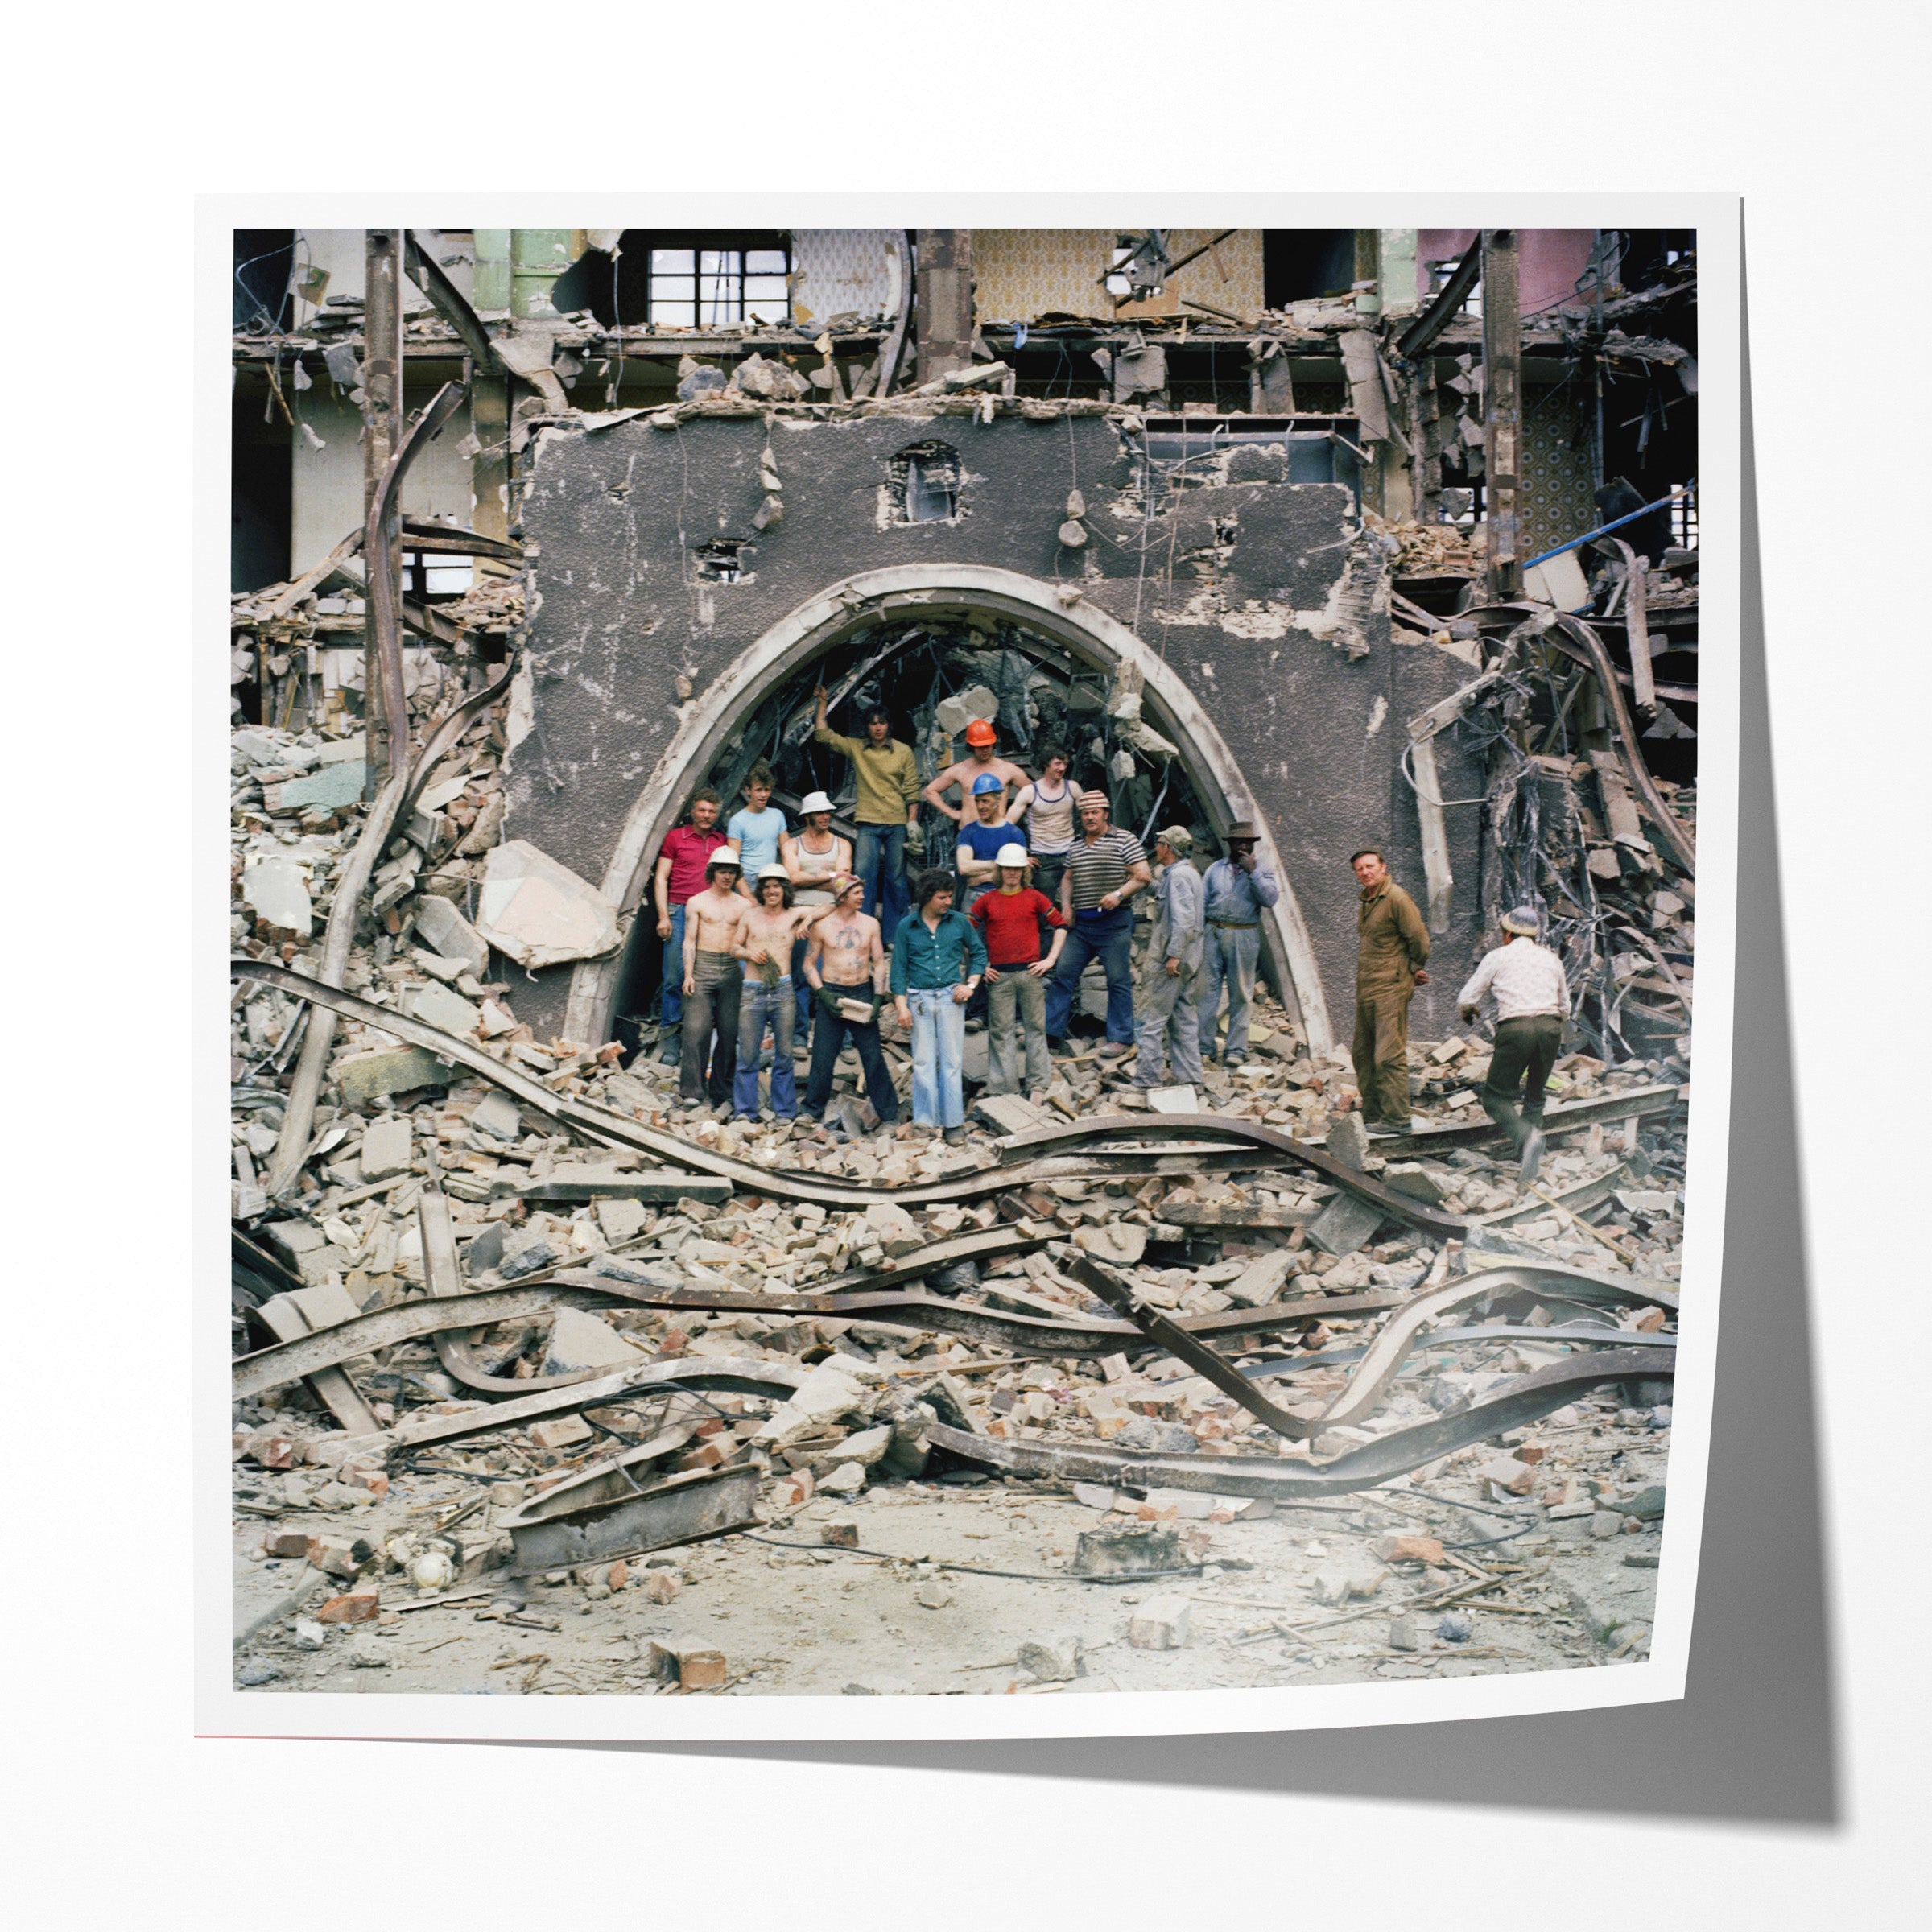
[889,441,961,523]
[693,539,749,582]
[606,609,1232,1059]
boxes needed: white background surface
[6,4,1921,1924]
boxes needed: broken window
[649,245,790,328]
[1262,230,1358,308]
[400,551,474,601]
[1137,418,1362,510]
[693,539,749,582]
[890,442,962,523]
[548,232,792,330]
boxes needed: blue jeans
[906,986,967,1128]
[733,975,797,1117]
[1046,906,1137,1043]
[1199,923,1261,1058]
[854,823,908,935]
[658,902,688,1040]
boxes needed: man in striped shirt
[1046,791,1153,1057]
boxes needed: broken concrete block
[357,1115,413,1182]
[242,857,313,936]
[332,1045,452,1106]
[1141,1488,1217,1521]
[595,1196,649,1245]
[411,892,491,976]
[1623,1484,1666,1521]
[1146,1084,1198,1115]
[1071,1483,1120,1512]
[1382,1162,1447,1204]
[972,1092,1050,1137]
[473,840,621,970]
[1115,1417,1198,1455]
[528,1416,594,1451]
[1478,1454,1537,1496]
[291,1617,327,1650]
[1073,1523,1183,1578]
[1073,1221,1146,1265]
[1224,1249,1294,1307]
[470,1092,522,1142]
[753,1360,869,1448]
[402,979,481,1038]
[1017,1632,1085,1682]
[1326,1113,1371,1170]
[263,761,368,813]
[1312,1566,1383,1606]
[1306,1191,1385,1257]
[543,1308,643,1377]
[1387,1613,1421,1652]
[497,1235,563,1280]
[1591,1509,1625,1539]
[934,684,1000,737]
[819,1460,867,1496]
[1128,1596,1191,1649]
[642,1571,683,1604]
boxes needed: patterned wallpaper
[791,229,899,322]
[1520,380,1599,559]
[975,229,1265,324]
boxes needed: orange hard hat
[964,718,997,747]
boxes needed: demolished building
[228,223,1697,1695]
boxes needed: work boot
[1366,1119,1412,1138]
[1098,1040,1131,1059]
[943,1125,968,1146]
[1518,1127,1546,1189]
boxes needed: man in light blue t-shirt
[726,762,788,900]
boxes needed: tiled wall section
[976,229,1265,324]
[1520,380,1599,558]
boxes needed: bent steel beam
[926,1344,1675,1499]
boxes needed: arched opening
[565,565,1334,1055]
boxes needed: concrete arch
[564,564,1335,1051]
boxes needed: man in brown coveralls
[1351,845,1430,1137]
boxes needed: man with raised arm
[813,688,921,936]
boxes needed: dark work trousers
[1046,906,1137,1043]
[1351,984,1415,1125]
[803,989,901,1125]
[1480,1013,1564,1150]
[679,950,741,1106]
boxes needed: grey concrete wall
[509,408,1488,1045]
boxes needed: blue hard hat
[971,772,1005,795]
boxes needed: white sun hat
[799,791,835,815]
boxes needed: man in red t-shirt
[969,843,1067,1099]
[652,786,726,1060]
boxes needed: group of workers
[650,692,1571,1175]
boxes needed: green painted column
[473,229,511,315]
[510,229,576,319]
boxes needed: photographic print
[212,200,1736,1740]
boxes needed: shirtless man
[800,874,899,1128]
[678,848,747,1108]
[922,716,1030,827]
[729,865,833,1120]
[780,788,852,1038]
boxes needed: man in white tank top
[781,790,852,1041]
[1005,746,1075,909]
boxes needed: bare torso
[807,910,883,987]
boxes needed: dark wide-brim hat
[1225,820,1258,842]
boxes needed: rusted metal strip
[1400,1083,1682,1154]
[1611,539,1657,716]
[1396,246,1483,359]
[1306,1276,1501,1433]
[497,1459,762,1573]
[389,1357,808,1449]
[1059,1249,1320,1439]
[925,1344,1674,1500]
[235,960,1297,1210]
[403,231,497,368]
[997,1114,1471,1241]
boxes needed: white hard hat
[758,863,791,882]
[799,791,834,815]
[995,843,1030,869]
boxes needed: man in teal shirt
[890,869,986,1140]
[726,762,787,898]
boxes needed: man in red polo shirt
[651,786,726,1062]
[969,842,1066,1099]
